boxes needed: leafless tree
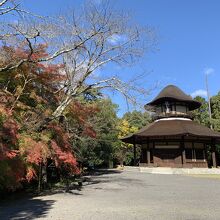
[48,2,157,118]
[0,0,157,125]
[0,0,21,16]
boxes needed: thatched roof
[121,119,220,144]
[145,85,201,111]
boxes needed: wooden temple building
[122,85,220,168]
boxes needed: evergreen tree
[192,96,210,127]
[122,110,152,129]
[210,92,220,131]
[72,98,119,168]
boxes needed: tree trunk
[120,159,123,167]
[65,177,70,192]
[38,163,42,193]
[42,163,47,189]
[52,95,72,118]
[36,95,73,132]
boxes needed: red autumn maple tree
[0,44,88,191]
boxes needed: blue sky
[22,0,220,116]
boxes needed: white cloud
[108,34,126,45]
[191,89,207,98]
[204,67,214,75]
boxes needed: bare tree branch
[0,0,157,125]
[0,0,9,7]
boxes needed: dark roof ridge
[121,119,220,144]
[145,84,201,111]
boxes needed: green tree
[192,94,220,156]
[192,94,220,131]
[211,92,220,131]
[122,110,152,129]
[192,96,210,127]
[115,110,152,166]
[72,98,119,168]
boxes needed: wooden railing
[153,112,194,120]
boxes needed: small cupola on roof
[145,85,201,119]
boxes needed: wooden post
[212,151,217,168]
[211,141,217,168]
[182,148,186,166]
[152,141,155,166]
[182,149,186,164]
[140,148,143,163]
[147,150,151,165]
[211,139,217,168]
[181,137,186,166]
[192,142,195,161]
[147,142,151,166]
[203,143,206,162]
[133,143,136,166]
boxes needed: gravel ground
[1,169,220,220]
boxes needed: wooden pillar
[141,148,147,164]
[147,150,151,165]
[181,137,186,166]
[192,142,195,161]
[211,141,217,168]
[147,142,151,166]
[182,149,186,164]
[203,143,206,162]
[212,151,217,168]
[133,143,137,166]
[152,141,155,166]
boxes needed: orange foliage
[19,137,50,165]
[48,123,78,173]
[0,105,19,161]
[50,140,78,172]
[5,150,19,159]
[26,167,37,182]
[0,44,91,190]
[68,101,98,138]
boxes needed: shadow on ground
[82,169,122,185]
[0,169,123,220]
[0,196,55,220]
[35,169,121,196]
[86,169,122,176]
